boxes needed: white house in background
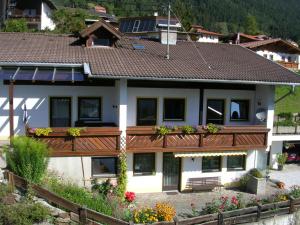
[5,0,56,30]
[0,20,300,193]
[189,25,221,43]
[240,39,300,71]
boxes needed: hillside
[53,0,300,44]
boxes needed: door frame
[49,96,72,127]
[162,152,182,191]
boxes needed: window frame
[202,156,222,173]
[78,97,102,121]
[136,97,158,126]
[229,99,250,122]
[49,96,72,127]
[206,99,225,125]
[91,157,118,178]
[227,155,246,171]
[133,153,156,176]
[163,98,186,122]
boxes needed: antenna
[166,2,171,60]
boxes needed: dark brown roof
[240,38,300,54]
[0,32,299,84]
[191,25,222,36]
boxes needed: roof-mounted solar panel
[132,43,145,50]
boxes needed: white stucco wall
[41,2,55,30]
[270,141,283,169]
[127,87,200,126]
[0,83,117,139]
[256,50,299,65]
[197,34,219,43]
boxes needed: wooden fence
[4,171,300,225]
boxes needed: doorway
[162,153,181,191]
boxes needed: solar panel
[132,43,145,50]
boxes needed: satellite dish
[256,108,267,122]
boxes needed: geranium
[125,191,136,203]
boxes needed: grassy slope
[275,71,300,114]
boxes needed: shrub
[290,185,300,198]
[0,202,50,225]
[277,112,293,121]
[156,126,172,136]
[34,128,53,136]
[203,123,221,134]
[133,207,158,224]
[181,125,196,134]
[5,137,49,183]
[92,179,116,196]
[276,153,288,166]
[203,194,244,214]
[249,169,263,178]
[155,202,176,222]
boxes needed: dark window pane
[92,157,117,176]
[34,69,54,81]
[207,99,225,125]
[202,156,221,172]
[137,98,157,126]
[93,38,111,46]
[73,70,84,81]
[78,98,101,121]
[55,69,72,81]
[134,153,155,175]
[230,100,249,121]
[227,156,246,171]
[50,97,71,127]
[164,98,185,121]
[0,67,17,80]
[14,68,35,80]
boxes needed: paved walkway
[270,164,300,189]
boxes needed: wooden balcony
[126,126,269,153]
[27,127,121,157]
[277,61,299,70]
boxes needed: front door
[163,153,181,191]
[50,97,71,127]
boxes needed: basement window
[227,155,246,171]
[133,153,155,176]
[92,157,118,177]
[202,156,221,173]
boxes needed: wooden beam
[9,81,14,145]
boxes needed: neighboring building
[3,0,56,30]
[189,25,222,43]
[0,20,300,193]
[240,39,300,71]
[88,5,118,28]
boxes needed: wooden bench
[187,177,223,192]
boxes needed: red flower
[231,196,239,205]
[125,191,136,202]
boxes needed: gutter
[0,62,83,68]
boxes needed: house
[87,5,118,28]
[240,39,300,71]
[189,25,222,43]
[0,20,300,193]
[2,0,56,30]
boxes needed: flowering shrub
[133,202,176,224]
[290,185,300,198]
[247,192,289,206]
[92,179,117,196]
[125,191,136,203]
[203,194,244,214]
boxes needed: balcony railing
[273,114,300,135]
[126,126,269,153]
[27,127,121,157]
[277,61,299,70]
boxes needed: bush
[249,169,263,178]
[4,19,29,32]
[203,194,244,214]
[277,112,293,120]
[276,153,288,165]
[5,137,49,183]
[0,202,50,225]
[290,185,300,198]
[92,179,116,196]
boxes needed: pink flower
[231,196,239,205]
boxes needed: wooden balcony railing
[126,126,269,153]
[27,127,121,157]
[277,61,299,69]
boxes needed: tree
[172,0,195,31]
[244,14,259,35]
[213,22,229,35]
[3,19,29,32]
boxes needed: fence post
[218,211,224,225]
[257,203,262,221]
[78,207,87,225]
[8,171,15,191]
[289,196,295,214]
[173,216,179,225]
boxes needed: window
[206,99,225,125]
[137,98,157,126]
[92,157,117,177]
[269,55,274,61]
[93,38,110,46]
[133,153,155,175]
[78,97,101,121]
[50,97,71,127]
[263,54,268,58]
[282,56,286,61]
[132,20,141,32]
[202,156,221,172]
[163,98,185,121]
[230,100,249,121]
[227,155,246,171]
[288,56,292,62]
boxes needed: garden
[1,136,300,224]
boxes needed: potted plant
[246,169,266,195]
[276,153,288,171]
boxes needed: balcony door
[50,97,71,127]
[136,98,157,126]
[206,99,225,125]
[163,153,181,191]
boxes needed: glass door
[136,98,157,126]
[50,97,71,127]
[163,153,181,191]
[206,99,225,125]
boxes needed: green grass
[275,71,300,114]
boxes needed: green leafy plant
[67,127,84,137]
[204,123,221,134]
[34,128,53,136]
[5,137,49,183]
[181,125,196,134]
[203,194,244,214]
[249,168,263,178]
[156,126,172,136]
[276,153,288,166]
[116,152,127,199]
[277,112,293,121]
[290,185,300,198]
[92,179,116,196]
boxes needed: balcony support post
[117,79,127,151]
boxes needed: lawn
[275,71,300,114]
